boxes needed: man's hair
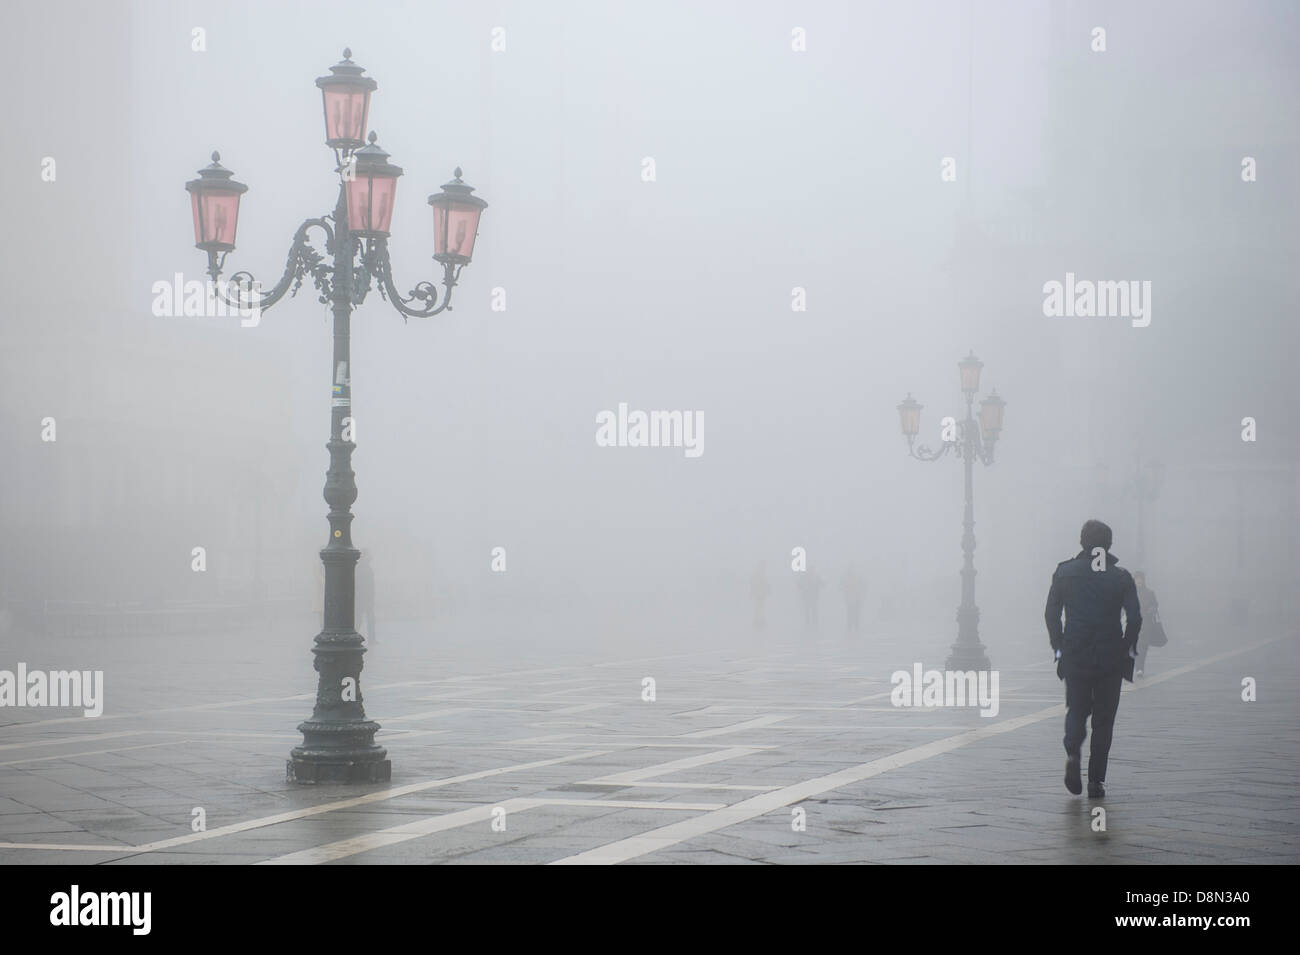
[1080,519,1113,552]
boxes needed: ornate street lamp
[898,352,1006,671]
[346,132,403,237]
[429,169,488,265]
[958,350,983,396]
[186,49,488,784]
[316,48,376,151]
[978,390,1005,448]
[185,152,247,255]
[896,394,922,440]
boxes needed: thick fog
[3,0,1297,665]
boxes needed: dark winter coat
[1045,549,1142,682]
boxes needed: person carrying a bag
[1133,571,1166,677]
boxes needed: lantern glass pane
[899,405,920,437]
[433,201,482,260]
[190,191,202,245]
[322,88,369,144]
[960,362,981,393]
[979,400,1004,437]
[197,191,240,247]
[347,174,398,235]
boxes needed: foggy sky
[4,0,1298,654]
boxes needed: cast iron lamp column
[897,351,1005,671]
[1128,455,1164,570]
[184,49,488,783]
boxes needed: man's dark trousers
[1064,669,1123,783]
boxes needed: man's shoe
[1064,753,1082,794]
[1088,780,1106,798]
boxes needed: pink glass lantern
[346,133,403,237]
[897,394,923,438]
[315,49,377,150]
[185,152,248,252]
[978,390,1006,444]
[428,168,488,265]
[958,350,984,396]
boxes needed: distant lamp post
[896,394,922,440]
[898,351,1005,671]
[958,350,983,396]
[186,49,488,784]
[978,390,1006,448]
[1127,456,1164,569]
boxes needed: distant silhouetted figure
[797,570,824,630]
[1133,572,1165,677]
[750,562,771,631]
[1045,519,1141,799]
[841,565,866,634]
[357,552,377,646]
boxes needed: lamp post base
[945,642,991,672]
[286,753,391,784]
[287,720,391,784]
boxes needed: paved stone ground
[1,609,1296,864]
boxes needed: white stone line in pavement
[553,713,1059,866]
[497,740,778,750]
[418,699,865,711]
[0,693,318,729]
[678,715,792,738]
[550,640,1276,865]
[673,704,731,717]
[537,685,604,699]
[0,730,150,752]
[835,690,897,706]
[0,647,753,730]
[259,797,728,865]
[0,728,326,757]
[0,750,608,854]
[532,676,601,686]
[0,740,191,767]
[372,708,478,722]
[582,747,763,786]
[774,724,1004,732]
[550,702,615,715]
[406,687,507,703]
[0,841,142,851]
[598,781,775,792]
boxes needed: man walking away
[1044,520,1141,799]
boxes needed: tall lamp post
[1126,455,1163,570]
[184,49,488,783]
[897,351,1005,671]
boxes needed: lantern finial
[369,130,378,144]
[211,150,221,163]
[343,47,352,60]
[454,167,462,179]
